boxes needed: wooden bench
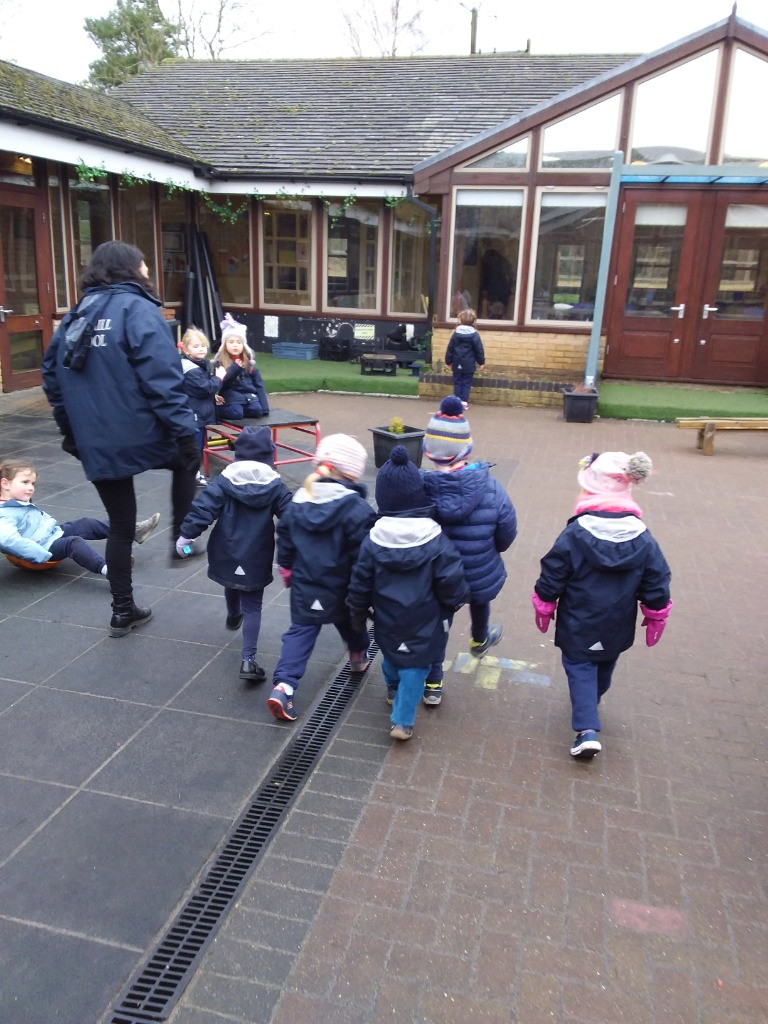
[203,408,321,474]
[675,417,768,455]
[360,353,397,376]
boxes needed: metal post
[584,150,623,387]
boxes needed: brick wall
[431,327,605,376]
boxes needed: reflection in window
[160,191,190,304]
[630,51,718,165]
[451,189,522,320]
[69,170,113,275]
[723,50,768,163]
[0,206,39,315]
[119,182,158,289]
[10,331,44,373]
[200,196,252,306]
[262,199,311,307]
[468,138,528,170]
[325,200,379,311]
[714,205,768,320]
[531,193,606,322]
[48,175,69,310]
[0,153,35,187]
[625,204,686,317]
[541,95,620,169]
[390,200,438,315]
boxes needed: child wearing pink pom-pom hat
[532,451,672,761]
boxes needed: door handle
[702,304,718,319]
[699,339,706,346]
[669,303,685,318]
[0,306,14,323]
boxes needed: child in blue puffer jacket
[213,314,270,421]
[421,396,517,704]
[179,326,229,487]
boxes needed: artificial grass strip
[256,352,419,396]
[597,382,768,421]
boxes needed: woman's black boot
[109,597,152,637]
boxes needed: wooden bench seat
[675,417,768,455]
[360,353,397,376]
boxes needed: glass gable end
[722,49,768,164]
[541,95,620,170]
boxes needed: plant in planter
[562,381,600,423]
[369,415,426,468]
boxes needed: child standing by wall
[348,446,468,741]
[213,313,270,421]
[175,427,292,681]
[444,308,485,409]
[1,459,159,580]
[421,396,517,703]
[268,434,376,722]
[532,451,672,760]
[179,326,227,487]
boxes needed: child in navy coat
[213,313,270,421]
[179,326,227,486]
[348,446,468,741]
[444,308,485,408]
[533,451,672,760]
[176,427,292,682]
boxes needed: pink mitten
[531,590,557,633]
[279,566,292,588]
[639,599,673,647]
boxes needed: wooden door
[0,191,54,392]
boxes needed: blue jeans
[561,654,617,732]
[48,517,109,574]
[382,658,430,728]
[225,587,264,659]
[273,618,369,690]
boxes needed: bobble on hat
[423,395,473,465]
[234,426,275,467]
[220,312,248,344]
[313,433,367,481]
[375,445,429,514]
[577,451,652,496]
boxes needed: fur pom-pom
[626,452,652,483]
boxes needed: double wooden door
[604,187,768,385]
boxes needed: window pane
[541,95,620,169]
[199,196,251,305]
[450,189,522,320]
[0,206,39,314]
[10,330,44,372]
[630,51,718,165]
[69,171,113,275]
[262,198,311,307]
[531,193,606,322]
[119,182,158,288]
[160,191,190,303]
[468,137,528,170]
[0,153,35,187]
[713,205,768,320]
[625,204,686,316]
[48,175,69,309]
[390,200,439,315]
[326,200,379,311]
[723,50,768,163]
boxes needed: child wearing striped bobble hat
[268,434,376,722]
[420,396,518,703]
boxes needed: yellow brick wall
[430,327,605,376]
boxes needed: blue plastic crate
[272,342,319,361]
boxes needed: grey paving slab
[0,616,104,682]
[0,678,32,712]
[0,775,74,860]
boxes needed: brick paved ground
[168,392,768,1024]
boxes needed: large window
[541,95,620,170]
[261,199,312,307]
[119,182,158,289]
[325,199,380,311]
[467,137,529,171]
[201,196,252,306]
[530,192,606,322]
[48,174,69,310]
[723,50,768,163]
[450,189,523,321]
[68,170,113,275]
[159,190,191,304]
[390,200,437,316]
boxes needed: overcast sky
[0,1,765,84]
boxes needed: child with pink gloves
[532,451,672,761]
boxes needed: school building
[1,10,768,393]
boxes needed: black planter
[369,426,426,468]
[562,386,599,423]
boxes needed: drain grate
[108,644,377,1024]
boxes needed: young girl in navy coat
[179,326,227,487]
[176,427,292,682]
[213,313,270,421]
[268,434,376,722]
[348,446,468,741]
[532,451,672,760]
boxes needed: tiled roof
[0,60,201,164]
[113,53,633,179]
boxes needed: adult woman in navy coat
[42,241,200,637]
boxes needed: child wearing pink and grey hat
[532,451,672,761]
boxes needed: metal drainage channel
[108,643,378,1024]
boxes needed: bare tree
[169,0,258,59]
[343,0,427,58]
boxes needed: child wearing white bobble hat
[532,451,672,761]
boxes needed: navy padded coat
[180,355,222,429]
[42,282,197,481]
[422,462,517,602]
[444,326,485,374]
